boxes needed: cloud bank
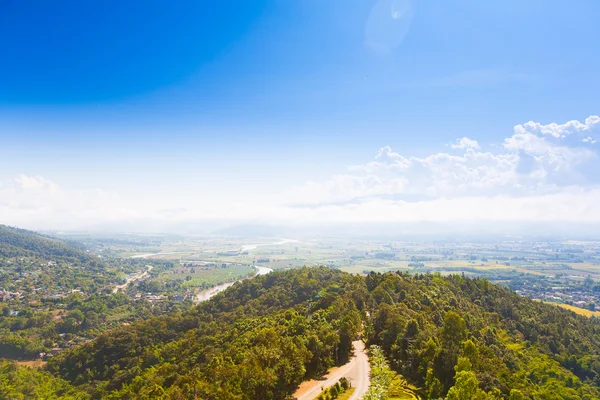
[1,115,599,231]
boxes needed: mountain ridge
[44,268,600,399]
[0,224,94,262]
[1,225,599,399]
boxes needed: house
[50,347,63,356]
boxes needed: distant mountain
[0,224,92,261]
[41,267,600,399]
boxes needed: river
[130,251,197,259]
[129,238,295,302]
[128,249,275,303]
[241,238,298,251]
[195,265,272,302]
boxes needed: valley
[2,225,600,399]
[63,231,600,316]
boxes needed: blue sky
[1,0,600,231]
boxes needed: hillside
[28,268,599,399]
[0,224,120,300]
[0,225,93,261]
[0,225,172,362]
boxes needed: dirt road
[293,340,370,400]
[112,265,152,293]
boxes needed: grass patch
[105,305,135,322]
[313,377,353,400]
[336,387,356,400]
[160,264,255,287]
[389,391,419,399]
[389,375,419,400]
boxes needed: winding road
[293,340,370,400]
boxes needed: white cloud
[503,132,593,167]
[3,115,600,230]
[285,144,521,204]
[451,137,480,150]
[0,175,138,229]
[281,115,600,216]
[503,116,598,187]
[349,146,412,175]
[514,115,599,138]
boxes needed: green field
[101,235,600,310]
[160,264,255,287]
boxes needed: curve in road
[293,340,370,400]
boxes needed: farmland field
[160,264,255,287]
[555,303,600,318]
[71,233,600,313]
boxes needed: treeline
[1,292,190,360]
[0,223,121,293]
[0,359,88,399]
[0,225,93,262]
[46,267,365,399]
[3,267,600,399]
[364,271,600,399]
[0,224,189,362]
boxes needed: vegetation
[0,359,88,399]
[41,269,600,399]
[336,387,356,400]
[556,303,600,318]
[315,377,351,400]
[0,225,192,360]
[363,345,417,400]
[46,267,364,399]
[363,345,395,400]
[0,225,93,262]
[365,271,600,399]
[2,226,600,399]
[159,263,256,288]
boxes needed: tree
[425,367,443,399]
[66,309,84,323]
[446,358,487,400]
[508,389,526,400]
[442,311,467,347]
[339,377,349,390]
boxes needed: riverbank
[195,265,272,302]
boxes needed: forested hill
[0,224,92,262]
[0,225,138,365]
[33,267,600,399]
